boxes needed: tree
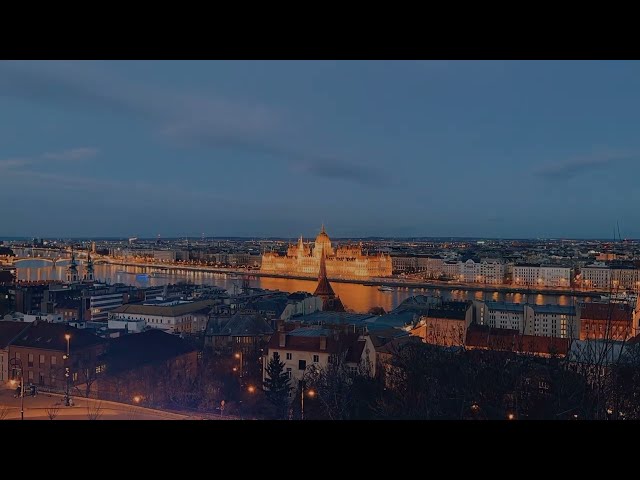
[263,352,290,419]
[368,306,386,316]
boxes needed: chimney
[320,335,327,351]
[279,332,286,348]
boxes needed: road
[0,387,191,420]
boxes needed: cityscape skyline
[2,60,640,238]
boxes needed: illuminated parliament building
[261,225,392,279]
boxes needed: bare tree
[86,402,104,420]
[0,405,11,420]
[45,406,60,420]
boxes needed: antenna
[617,221,622,243]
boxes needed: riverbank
[106,260,602,298]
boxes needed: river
[15,260,593,313]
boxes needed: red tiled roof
[465,325,569,356]
[581,303,632,322]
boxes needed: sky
[1,60,639,239]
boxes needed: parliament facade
[261,225,392,279]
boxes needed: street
[0,387,191,420]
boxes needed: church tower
[85,250,94,282]
[313,245,344,312]
[66,247,79,283]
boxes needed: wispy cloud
[532,151,636,181]
[0,148,98,177]
[0,61,388,187]
[42,147,98,162]
[295,159,387,187]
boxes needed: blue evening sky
[1,60,639,239]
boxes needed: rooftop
[11,322,105,351]
[0,321,30,348]
[205,311,274,337]
[100,329,197,374]
[110,299,216,317]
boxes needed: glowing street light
[133,395,142,404]
[507,413,515,420]
[247,386,255,394]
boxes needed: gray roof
[205,312,274,337]
[485,302,525,313]
[532,304,576,315]
[289,326,335,337]
[365,311,417,329]
[290,311,376,326]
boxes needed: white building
[2,312,63,323]
[154,250,176,262]
[108,299,216,334]
[264,326,376,399]
[107,318,146,333]
[87,292,125,322]
[417,257,445,278]
[279,293,324,321]
[581,262,611,289]
[474,301,579,339]
[513,264,572,287]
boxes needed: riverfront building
[261,225,392,280]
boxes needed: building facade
[513,264,572,287]
[108,300,216,334]
[261,225,392,279]
[264,326,376,395]
[474,301,579,339]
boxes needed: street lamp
[63,333,71,406]
[247,385,255,394]
[9,358,24,420]
[133,395,142,404]
[234,352,243,379]
[299,380,315,420]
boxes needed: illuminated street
[0,387,191,420]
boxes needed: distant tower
[85,250,94,282]
[91,241,96,254]
[313,245,344,312]
[66,247,79,283]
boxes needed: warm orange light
[507,413,515,420]
[307,390,315,398]
[133,395,141,403]
[9,379,16,386]
[247,386,255,393]
[64,334,71,341]
[232,367,238,372]
[234,353,241,359]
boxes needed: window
[28,370,34,381]
[72,372,78,382]
[299,360,307,371]
[28,354,34,368]
[286,367,292,379]
[313,355,319,363]
[39,373,45,385]
[39,355,45,366]
[286,353,292,360]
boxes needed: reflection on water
[16,260,590,313]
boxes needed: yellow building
[261,225,392,279]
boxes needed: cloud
[0,158,31,171]
[532,151,636,181]
[295,159,387,187]
[0,148,98,177]
[42,147,98,161]
[0,61,386,188]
